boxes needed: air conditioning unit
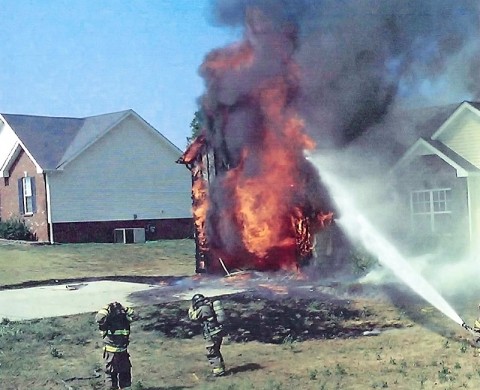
[113,228,145,244]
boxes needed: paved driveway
[0,281,156,321]
[0,278,247,321]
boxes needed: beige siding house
[0,110,193,243]
[392,101,480,254]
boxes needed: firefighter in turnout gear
[188,293,226,377]
[472,304,480,352]
[95,302,135,389]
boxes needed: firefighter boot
[212,366,225,377]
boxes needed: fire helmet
[192,293,205,308]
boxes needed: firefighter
[473,304,480,353]
[95,301,135,390]
[188,293,226,377]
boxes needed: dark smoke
[197,0,480,268]
[209,0,480,147]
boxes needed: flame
[178,134,206,165]
[177,135,210,254]
[191,166,209,251]
[217,78,319,270]
[190,8,334,273]
[201,42,254,75]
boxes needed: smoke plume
[197,0,480,274]
[209,0,479,146]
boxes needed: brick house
[0,110,193,243]
[391,101,480,254]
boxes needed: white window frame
[22,176,34,215]
[410,188,451,233]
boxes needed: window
[410,188,451,233]
[18,176,36,215]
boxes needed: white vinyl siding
[48,115,191,222]
[435,109,480,168]
[467,176,480,245]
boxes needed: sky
[0,0,239,149]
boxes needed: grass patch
[1,239,480,389]
[0,239,195,287]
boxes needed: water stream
[310,156,464,326]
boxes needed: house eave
[431,102,480,140]
[391,138,474,178]
[56,109,182,170]
[0,143,22,177]
[0,119,44,176]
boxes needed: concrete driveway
[0,281,156,321]
[0,278,248,321]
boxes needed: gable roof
[391,101,480,177]
[393,137,480,177]
[2,113,86,170]
[1,109,178,172]
[349,102,460,166]
[431,101,480,140]
[467,101,480,111]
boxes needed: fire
[176,136,210,256]
[201,42,254,75]
[179,8,334,274]
[224,78,318,266]
[191,168,209,251]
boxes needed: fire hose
[461,322,480,339]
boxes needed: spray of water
[309,154,464,326]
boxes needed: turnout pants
[205,333,225,376]
[103,350,132,389]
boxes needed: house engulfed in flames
[177,9,336,274]
[177,134,334,274]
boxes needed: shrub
[349,246,378,275]
[0,218,34,241]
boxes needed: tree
[188,110,203,143]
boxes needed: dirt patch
[138,291,406,344]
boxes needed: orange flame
[191,166,209,251]
[202,42,254,75]
[190,8,334,273]
[219,78,318,269]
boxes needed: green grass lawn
[0,239,196,287]
[1,239,480,389]
[1,295,480,390]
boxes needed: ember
[179,10,334,273]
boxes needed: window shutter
[31,177,37,213]
[18,178,24,214]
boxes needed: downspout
[466,174,473,247]
[44,172,54,244]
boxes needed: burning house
[179,0,480,274]
[177,9,334,274]
[179,127,337,274]
[178,130,334,274]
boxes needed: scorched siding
[48,115,191,223]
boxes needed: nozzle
[462,322,474,333]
